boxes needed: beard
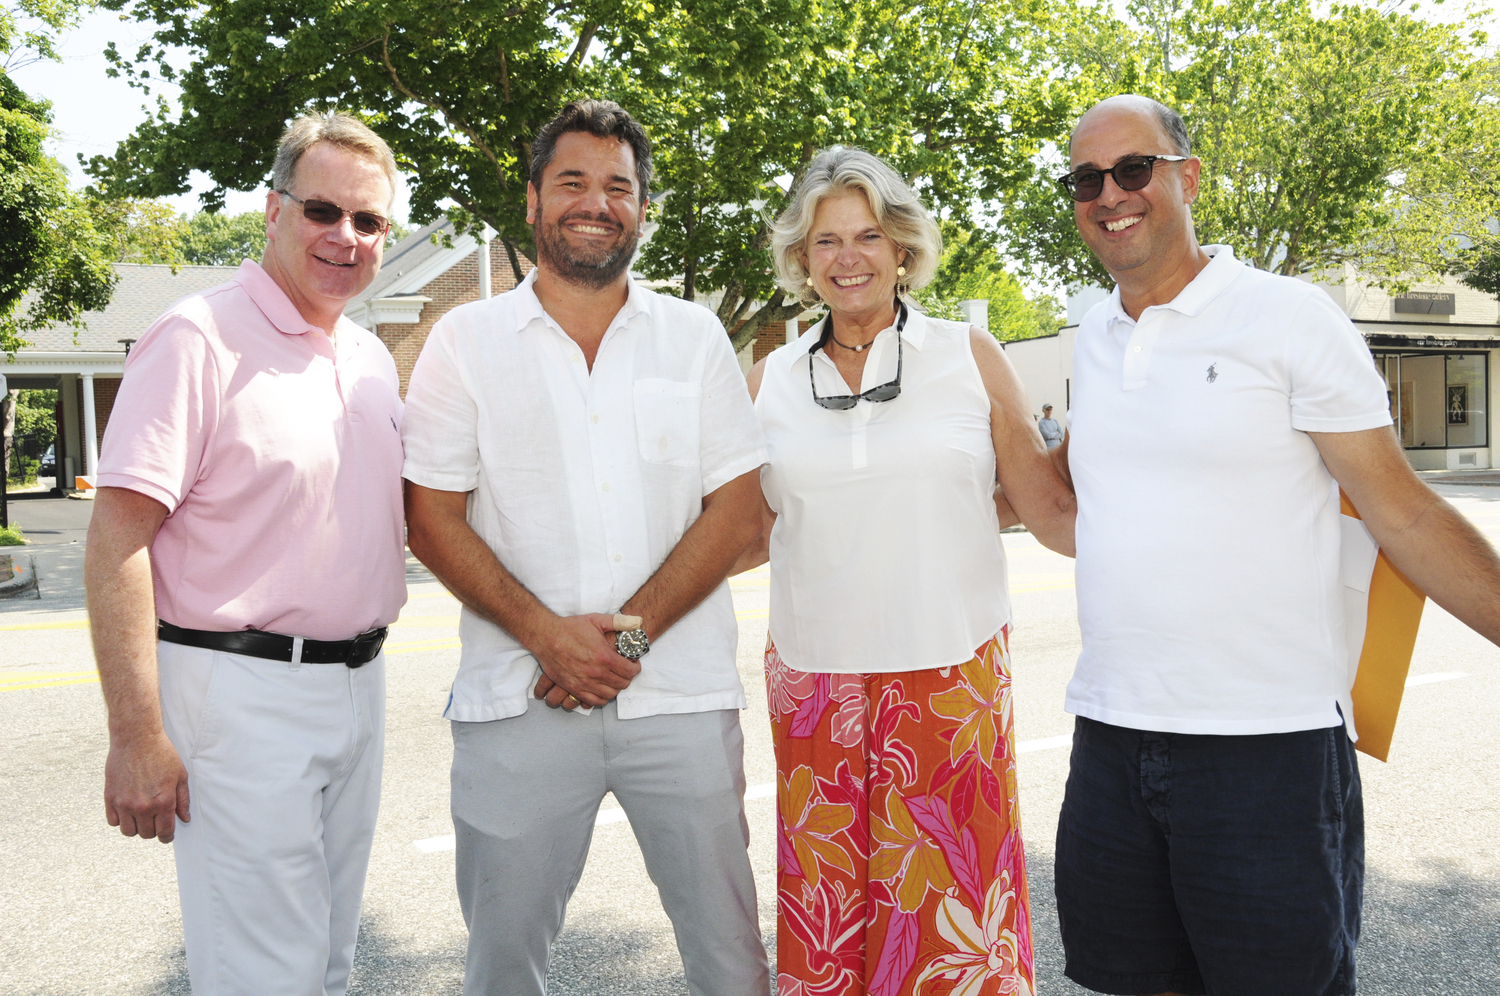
[533,202,641,290]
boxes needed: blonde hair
[769,146,942,306]
[272,113,399,207]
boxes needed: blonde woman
[737,147,1076,996]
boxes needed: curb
[0,553,38,598]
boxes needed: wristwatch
[616,628,650,660]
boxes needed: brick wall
[93,377,119,456]
[376,241,533,396]
[750,318,816,363]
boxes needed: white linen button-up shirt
[401,271,768,723]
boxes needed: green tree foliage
[917,226,1063,341]
[618,0,1075,347]
[1,1,118,354]
[13,388,56,447]
[88,0,1075,347]
[179,209,265,265]
[999,0,1494,290]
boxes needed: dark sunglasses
[1055,154,1189,202]
[809,301,907,410]
[277,190,390,237]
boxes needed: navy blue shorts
[1055,716,1363,996]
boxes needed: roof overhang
[361,295,433,326]
[1,351,126,375]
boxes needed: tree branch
[380,30,506,189]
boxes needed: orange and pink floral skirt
[766,629,1033,996]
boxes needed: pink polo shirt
[97,260,407,641]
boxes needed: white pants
[451,699,770,996]
[157,640,386,996]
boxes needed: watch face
[617,628,649,659]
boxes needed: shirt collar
[233,260,326,337]
[513,268,650,334]
[791,300,928,362]
[1104,244,1243,328]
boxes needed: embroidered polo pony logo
[1206,363,1219,384]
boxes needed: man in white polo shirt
[86,114,406,996]
[1051,94,1500,996]
[402,100,770,994]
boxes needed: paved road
[1,490,1497,994]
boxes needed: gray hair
[271,113,399,207]
[769,147,942,307]
[1153,101,1191,157]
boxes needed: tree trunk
[726,292,810,354]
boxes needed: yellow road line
[0,670,99,691]
[0,619,89,632]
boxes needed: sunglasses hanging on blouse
[809,299,908,411]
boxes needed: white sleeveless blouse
[756,310,1011,674]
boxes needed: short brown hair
[272,113,399,206]
[530,100,652,197]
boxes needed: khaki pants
[451,699,770,996]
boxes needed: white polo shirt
[401,272,768,723]
[1066,245,1392,735]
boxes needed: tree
[1,1,119,354]
[88,0,666,285]
[617,0,1077,347]
[917,226,1063,341]
[997,0,1494,291]
[89,0,1078,347]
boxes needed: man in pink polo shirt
[85,114,406,996]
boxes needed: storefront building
[1004,267,1500,472]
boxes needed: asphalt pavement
[1,487,1497,994]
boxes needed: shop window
[1445,354,1487,448]
[1371,351,1489,449]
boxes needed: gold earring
[806,276,814,286]
[897,265,907,277]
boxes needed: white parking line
[1405,671,1468,687]
[411,733,1075,852]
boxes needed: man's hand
[530,614,640,708]
[104,730,190,843]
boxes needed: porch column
[82,373,98,479]
[477,225,494,300]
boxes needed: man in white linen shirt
[402,100,771,995]
[1049,95,1500,996]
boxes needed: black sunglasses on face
[1055,154,1189,203]
[277,190,390,237]
[809,301,907,410]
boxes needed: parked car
[38,445,55,477]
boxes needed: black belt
[157,621,388,668]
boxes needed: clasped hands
[532,612,644,710]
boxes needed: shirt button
[571,351,582,362]
[1133,345,1143,352]
[601,482,611,492]
[591,414,600,423]
[613,553,622,563]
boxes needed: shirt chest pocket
[633,379,701,468]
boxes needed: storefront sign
[1393,292,1456,315]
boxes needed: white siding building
[1004,266,1499,471]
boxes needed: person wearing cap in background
[1038,403,1064,450]
[85,113,406,996]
